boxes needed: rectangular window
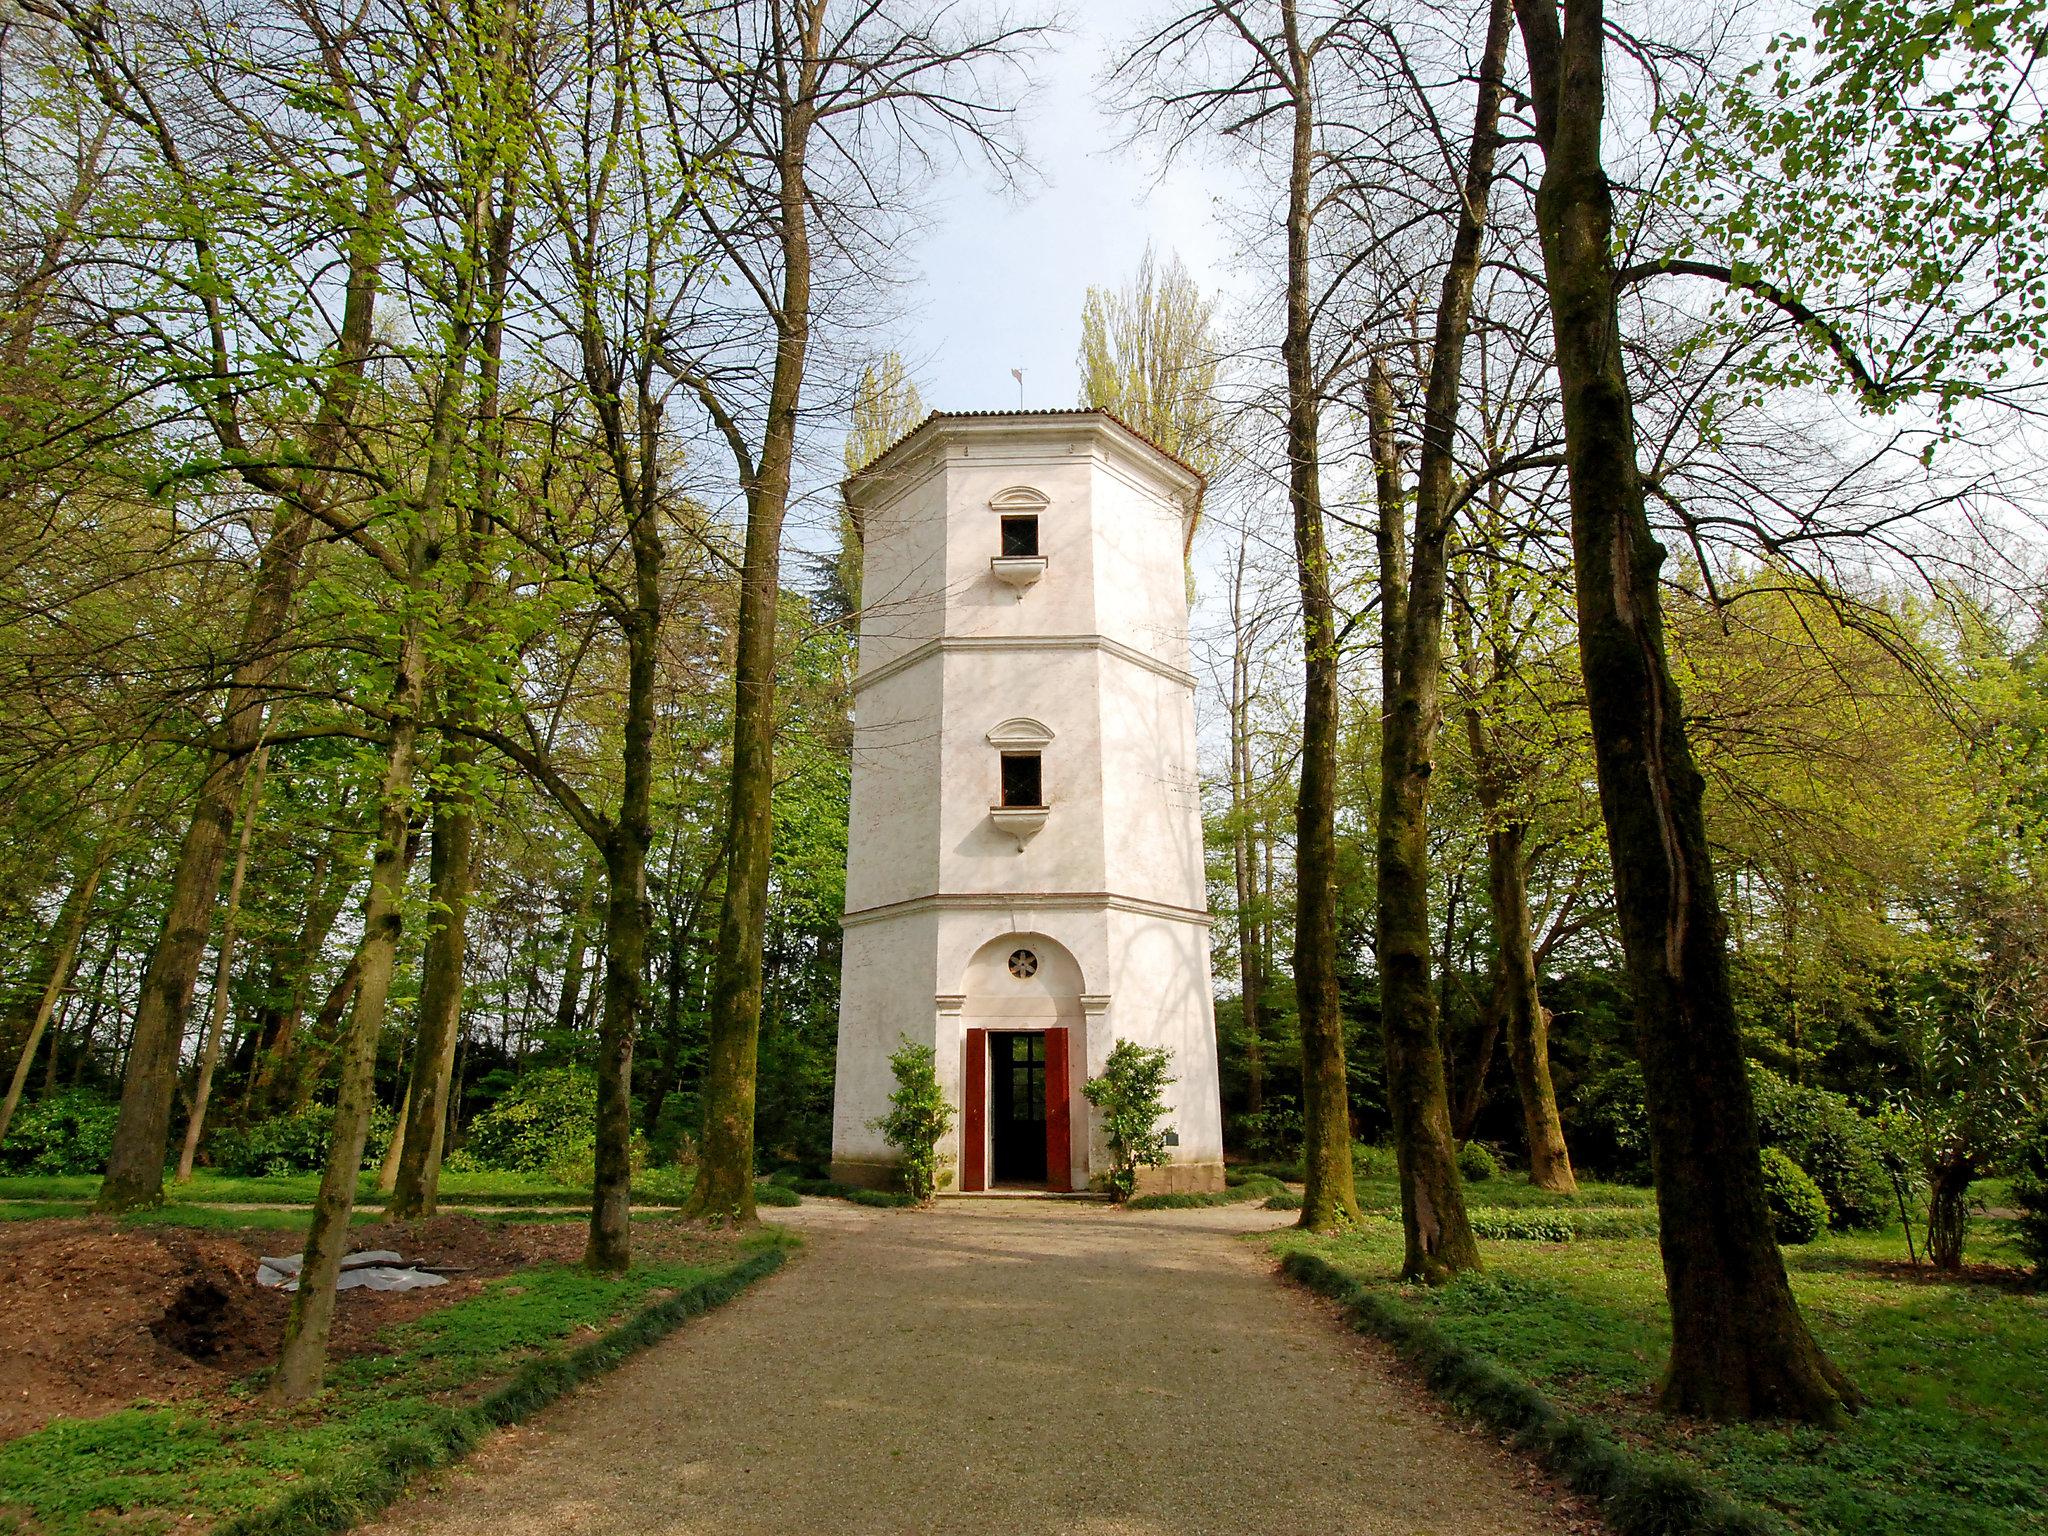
[1000,751,1043,808]
[1000,515,1040,558]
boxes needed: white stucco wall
[831,413,1222,1194]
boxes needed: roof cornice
[842,409,1207,532]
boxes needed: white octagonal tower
[830,409,1225,1195]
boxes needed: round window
[1007,948,1039,979]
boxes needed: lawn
[0,1167,694,1208]
[0,1223,791,1536]
[1279,1174,2046,1536]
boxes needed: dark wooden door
[990,1031,1048,1185]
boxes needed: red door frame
[963,1027,988,1192]
[962,1026,1070,1192]
[1044,1028,1072,1190]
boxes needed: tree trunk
[1486,822,1575,1192]
[1276,4,1361,1234]
[268,223,470,1391]
[378,1082,409,1193]
[98,203,387,1213]
[1229,545,1265,1123]
[287,955,360,1109]
[175,747,268,1180]
[588,815,649,1268]
[269,630,426,1403]
[242,817,356,1114]
[388,782,477,1219]
[690,19,824,1225]
[1451,963,1506,1143]
[555,859,599,1037]
[0,781,141,1145]
[1926,1160,1971,1272]
[1368,0,1512,1284]
[1513,0,1857,1422]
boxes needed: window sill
[988,804,1049,851]
[989,555,1048,597]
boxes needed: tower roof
[843,408,1208,534]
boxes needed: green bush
[1572,1064,1653,1183]
[1352,1141,1397,1180]
[0,1089,118,1175]
[1759,1147,1829,1245]
[1082,1039,1174,1202]
[1456,1141,1500,1183]
[751,1181,801,1208]
[1470,1211,1573,1242]
[1238,1098,1303,1160]
[869,1036,952,1204]
[457,1067,597,1178]
[210,1103,396,1177]
[1749,1065,1891,1230]
[2011,1111,2048,1275]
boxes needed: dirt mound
[0,1219,287,1438]
[351,1213,582,1273]
[0,1214,578,1441]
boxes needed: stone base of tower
[831,901,1224,1198]
[827,1154,910,1192]
[1130,1160,1226,1197]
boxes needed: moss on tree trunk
[1514,0,1857,1423]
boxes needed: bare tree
[661,0,1047,1222]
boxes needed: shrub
[0,1089,118,1175]
[1456,1141,1500,1182]
[1470,1211,1574,1242]
[1749,1065,1891,1230]
[1238,1098,1303,1160]
[870,1037,952,1204]
[1083,1039,1174,1202]
[1572,1063,1653,1183]
[210,1102,396,1177]
[458,1066,597,1178]
[1352,1141,1397,1180]
[2012,1111,2048,1275]
[1759,1147,1829,1245]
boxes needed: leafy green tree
[1083,1040,1175,1202]
[871,1038,951,1204]
[1077,246,1221,476]
[833,354,925,617]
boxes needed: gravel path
[362,1198,1582,1536]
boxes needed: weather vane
[1011,367,1025,408]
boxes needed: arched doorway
[958,932,1084,1191]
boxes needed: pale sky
[884,12,1243,416]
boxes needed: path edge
[1278,1249,1791,1536]
[217,1243,790,1536]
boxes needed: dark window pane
[1001,515,1039,557]
[1001,752,1042,807]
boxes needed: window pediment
[985,717,1054,750]
[987,485,1050,513]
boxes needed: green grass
[1127,1172,1287,1210]
[0,1200,382,1232]
[0,1168,695,1209]
[1277,1212,2045,1536]
[0,1229,791,1536]
[787,1177,915,1207]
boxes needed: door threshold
[942,1189,1112,1202]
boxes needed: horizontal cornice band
[842,889,1213,930]
[852,633,1197,695]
